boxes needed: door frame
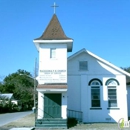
[44,93,62,118]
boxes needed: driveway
[0,111,32,126]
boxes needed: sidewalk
[10,128,34,130]
[0,113,35,130]
[0,111,33,127]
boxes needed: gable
[68,49,130,78]
[68,52,120,75]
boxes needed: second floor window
[50,48,56,58]
[79,61,88,71]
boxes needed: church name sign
[39,69,66,83]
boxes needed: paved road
[0,111,33,126]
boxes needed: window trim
[50,48,56,59]
[107,86,117,108]
[90,108,102,110]
[106,78,119,108]
[79,61,88,71]
[105,78,119,86]
[88,78,103,86]
[90,80,101,108]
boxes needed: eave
[33,39,73,52]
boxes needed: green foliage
[0,69,35,111]
[121,67,130,73]
[0,82,3,93]
[0,99,21,113]
[121,67,130,85]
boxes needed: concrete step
[35,118,67,128]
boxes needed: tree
[121,67,130,85]
[0,82,3,93]
[121,67,130,73]
[0,69,34,110]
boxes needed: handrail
[36,108,83,122]
[67,109,83,122]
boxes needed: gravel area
[1,123,130,130]
[0,113,130,130]
[34,123,130,130]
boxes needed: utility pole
[34,58,37,126]
[34,58,37,108]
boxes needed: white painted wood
[34,36,130,122]
[68,50,129,123]
[127,85,130,117]
[35,41,68,119]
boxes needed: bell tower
[33,8,73,128]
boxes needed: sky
[0,0,130,80]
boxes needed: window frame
[106,79,119,108]
[50,48,56,59]
[90,80,101,108]
[79,61,88,71]
[107,86,117,107]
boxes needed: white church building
[33,13,130,128]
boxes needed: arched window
[88,78,103,86]
[106,78,119,108]
[90,79,102,107]
[105,78,119,86]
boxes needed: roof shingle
[35,14,72,40]
[37,84,67,89]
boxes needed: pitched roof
[35,14,72,40]
[68,48,130,78]
[0,93,13,99]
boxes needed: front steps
[35,118,67,129]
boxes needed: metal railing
[67,109,83,122]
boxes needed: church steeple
[33,4,73,125]
[35,14,72,40]
[34,14,73,52]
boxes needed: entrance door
[44,93,61,118]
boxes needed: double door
[44,93,61,118]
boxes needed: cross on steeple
[51,2,59,14]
